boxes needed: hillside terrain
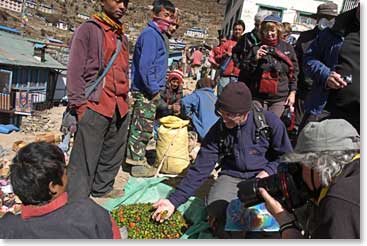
[0,0,224,47]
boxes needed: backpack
[216,101,272,170]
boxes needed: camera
[342,74,352,84]
[237,163,312,212]
[265,47,275,55]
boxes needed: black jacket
[0,196,116,239]
[325,7,360,132]
[294,27,320,99]
[310,158,360,238]
[239,40,299,102]
[232,28,261,68]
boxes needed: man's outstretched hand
[151,199,175,223]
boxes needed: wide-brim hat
[311,2,338,18]
[282,119,360,162]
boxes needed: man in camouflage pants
[126,92,158,165]
[126,0,176,177]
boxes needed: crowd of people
[0,0,360,239]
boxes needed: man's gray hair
[254,10,273,22]
[282,150,359,187]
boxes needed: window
[297,12,317,25]
[0,69,13,92]
[257,4,284,18]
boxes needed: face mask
[317,18,335,30]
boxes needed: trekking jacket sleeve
[67,24,91,107]
[168,123,220,208]
[181,93,199,118]
[303,30,333,88]
[137,32,161,95]
[262,112,293,175]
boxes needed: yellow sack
[155,116,190,174]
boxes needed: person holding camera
[302,5,360,133]
[151,82,292,238]
[259,119,360,238]
[239,15,299,118]
[301,5,359,134]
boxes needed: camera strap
[216,121,230,171]
[252,101,272,143]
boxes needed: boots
[130,164,157,177]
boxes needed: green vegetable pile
[111,203,188,239]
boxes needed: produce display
[111,203,188,239]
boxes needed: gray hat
[312,2,338,17]
[283,120,360,163]
[294,119,360,154]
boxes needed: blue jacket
[168,111,293,208]
[131,21,168,95]
[303,28,344,115]
[181,88,219,141]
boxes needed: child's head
[10,141,67,205]
[196,77,215,89]
[167,69,184,90]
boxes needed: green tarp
[102,177,214,239]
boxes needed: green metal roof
[0,31,66,70]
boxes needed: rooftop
[0,31,66,70]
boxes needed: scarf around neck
[262,36,279,47]
[93,11,124,34]
[153,16,173,33]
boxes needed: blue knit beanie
[263,15,282,23]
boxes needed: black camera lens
[237,175,283,208]
[237,163,312,211]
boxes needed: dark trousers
[206,175,243,238]
[66,107,130,202]
[295,96,305,128]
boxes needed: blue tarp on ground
[0,124,20,134]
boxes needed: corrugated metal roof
[0,31,66,70]
[47,37,64,44]
[0,25,20,34]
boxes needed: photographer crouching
[255,119,360,238]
